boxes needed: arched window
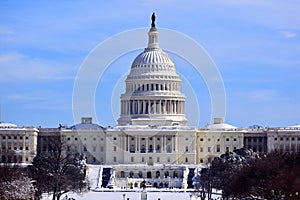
[164,171,169,178]
[147,171,152,178]
[156,171,160,178]
[129,171,134,178]
[138,171,143,178]
[141,144,145,153]
[130,144,135,153]
[156,144,161,153]
[120,171,125,178]
[149,145,153,152]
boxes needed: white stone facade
[0,122,38,164]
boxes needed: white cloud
[279,30,297,38]
[0,52,75,82]
[233,89,279,102]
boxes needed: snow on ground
[67,191,193,200]
[43,190,221,200]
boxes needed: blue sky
[0,0,300,128]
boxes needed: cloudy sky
[1,0,300,128]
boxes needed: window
[157,157,160,162]
[113,146,117,152]
[129,171,134,178]
[156,145,161,152]
[25,146,29,150]
[131,137,135,141]
[74,137,78,141]
[157,137,160,141]
[93,138,96,141]
[100,146,104,152]
[226,138,229,142]
[233,138,237,142]
[2,136,5,139]
[113,156,117,162]
[216,145,220,153]
[131,157,134,162]
[149,137,153,141]
[185,157,188,163]
[113,137,117,141]
[200,147,203,152]
[208,147,211,152]
[120,171,125,178]
[185,146,189,152]
[200,159,203,163]
[208,138,211,142]
[200,138,203,142]
[274,137,278,141]
[67,138,70,141]
[93,146,96,152]
[167,157,170,162]
[14,136,17,139]
[142,157,144,162]
[83,146,87,152]
[226,147,229,152]
[141,138,145,141]
[20,136,23,140]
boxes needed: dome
[132,49,174,68]
[205,123,237,130]
[118,15,187,126]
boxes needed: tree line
[193,148,300,200]
[0,138,89,200]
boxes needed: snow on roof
[0,122,17,128]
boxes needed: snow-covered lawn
[43,190,221,200]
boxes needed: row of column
[124,135,177,153]
[121,99,185,115]
[126,82,179,92]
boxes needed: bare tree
[0,163,35,200]
[29,137,89,200]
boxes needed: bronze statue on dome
[151,12,156,28]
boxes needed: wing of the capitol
[1,14,300,189]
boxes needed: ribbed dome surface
[132,49,174,68]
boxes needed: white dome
[118,23,187,126]
[205,123,237,130]
[132,50,174,67]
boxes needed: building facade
[0,122,38,164]
[1,14,300,189]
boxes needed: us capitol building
[1,14,300,189]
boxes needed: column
[159,100,161,114]
[173,135,176,152]
[148,100,151,114]
[171,100,173,114]
[123,135,127,152]
[146,137,149,153]
[143,100,146,114]
[126,135,129,151]
[153,136,156,153]
[162,135,166,152]
[174,101,177,114]
[135,136,138,152]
